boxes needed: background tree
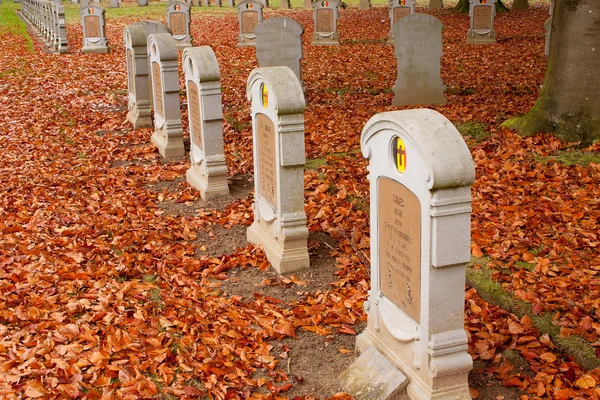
[454,0,510,13]
[503,0,600,145]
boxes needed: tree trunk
[512,0,528,10]
[454,0,509,13]
[502,0,600,145]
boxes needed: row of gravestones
[79,1,192,53]
[124,23,476,399]
[19,0,68,53]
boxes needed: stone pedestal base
[247,218,309,274]
[466,32,496,44]
[127,100,153,129]
[186,165,230,201]
[311,34,339,46]
[175,42,193,51]
[82,46,109,54]
[151,131,185,160]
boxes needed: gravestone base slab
[247,220,309,274]
[466,34,496,44]
[237,40,256,47]
[311,34,339,46]
[339,346,409,400]
[151,131,185,160]
[82,46,109,54]
[126,107,153,129]
[186,165,230,200]
[175,42,193,51]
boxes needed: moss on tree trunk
[502,0,600,145]
[454,0,509,13]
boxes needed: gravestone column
[246,67,309,274]
[183,46,230,200]
[340,109,475,400]
[147,33,186,159]
[124,21,172,129]
[392,14,446,106]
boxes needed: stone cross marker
[237,0,263,47]
[387,0,415,44]
[246,66,309,274]
[124,21,171,129]
[80,5,108,54]
[392,14,446,106]
[255,17,305,92]
[311,0,339,46]
[147,33,185,159]
[166,1,193,49]
[183,47,230,200]
[466,0,496,44]
[340,109,475,400]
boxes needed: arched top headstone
[124,21,171,48]
[247,66,305,116]
[312,0,338,11]
[147,32,178,62]
[255,16,304,37]
[237,0,263,12]
[361,109,475,190]
[79,3,103,16]
[182,46,220,83]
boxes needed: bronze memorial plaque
[84,15,101,38]
[256,113,277,208]
[378,176,421,323]
[170,12,186,36]
[393,7,411,23]
[242,11,258,34]
[188,81,203,151]
[152,62,164,118]
[126,49,135,95]
[473,6,492,30]
[317,9,334,33]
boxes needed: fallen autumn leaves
[0,1,599,399]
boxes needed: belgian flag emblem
[260,83,268,108]
[394,137,406,174]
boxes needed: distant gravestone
[80,0,89,6]
[166,1,193,49]
[341,109,475,399]
[303,0,310,9]
[312,0,339,46]
[147,33,185,159]
[392,14,446,106]
[358,0,370,10]
[227,0,234,6]
[279,0,290,9]
[429,0,442,8]
[138,0,148,5]
[183,47,230,200]
[124,21,171,129]
[246,66,309,273]
[53,3,68,53]
[387,0,414,44]
[109,0,118,7]
[81,5,108,54]
[466,0,496,44]
[255,17,305,91]
[237,0,263,47]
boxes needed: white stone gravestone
[466,0,496,44]
[392,14,446,106]
[255,17,305,92]
[183,47,230,200]
[237,0,263,47]
[80,5,108,54]
[166,1,193,50]
[544,0,555,57]
[340,109,475,400]
[312,0,339,46]
[124,21,172,129]
[246,67,310,274]
[387,0,415,44]
[147,33,186,159]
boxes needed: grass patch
[467,260,600,371]
[0,3,34,52]
[456,121,489,142]
[305,148,360,171]
[535,150,600,167]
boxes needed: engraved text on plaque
[85,15,101,37]
[242,12,258,34]
[188,81,203,151]
[317,9,334,32]
[152,62,164,118]
[256,113,277,208]
[473,6,492,30]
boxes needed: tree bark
[503,0,600,145]
[512,0,528,10]
[454,0,509,13]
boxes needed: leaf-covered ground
[0,0,599,399]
